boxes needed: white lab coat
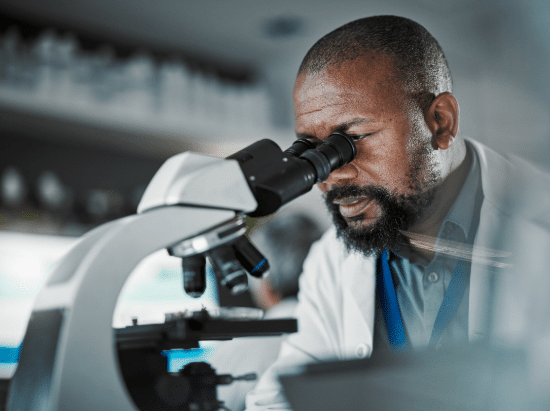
[245,139,527,410]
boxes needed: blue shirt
[374,142,484,350]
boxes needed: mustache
[324,184,391,206]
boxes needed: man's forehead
[294,75,356,112]
[294,55,400,102]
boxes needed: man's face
[293,54,440,255]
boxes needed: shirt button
[355,343,370,358]
[427,272,440,283]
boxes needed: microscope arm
[8,206,238,411]
[9,150,260,411]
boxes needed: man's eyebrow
[295,117,374,139]
[334,118,374,132]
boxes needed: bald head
[299,15,452,97]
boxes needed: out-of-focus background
[0,0,549,375]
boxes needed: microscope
[6,134,356,411]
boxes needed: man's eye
[347,132,374,141]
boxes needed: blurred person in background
[209,212,324,411]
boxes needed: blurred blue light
[0,345,21,364]
[163,346,216,373]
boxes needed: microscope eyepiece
[316,132,357,171]
[291,132,357,183]
[283,138,318,157]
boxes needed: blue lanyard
[376,249,409,351]
[376,247,470,350]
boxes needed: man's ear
[426,92,459,150]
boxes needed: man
[245,15,524,410]
[209,212,323,411]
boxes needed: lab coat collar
[465,138,515,341]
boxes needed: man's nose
[318,162,358,191]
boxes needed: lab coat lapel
[341,252,377,358]
[467,139,514,341]
[469,201,509,340]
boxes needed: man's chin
[333,215,383,256]
[332,211,405,256]
[344,213,379,227]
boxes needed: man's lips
[333,196,376,218]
